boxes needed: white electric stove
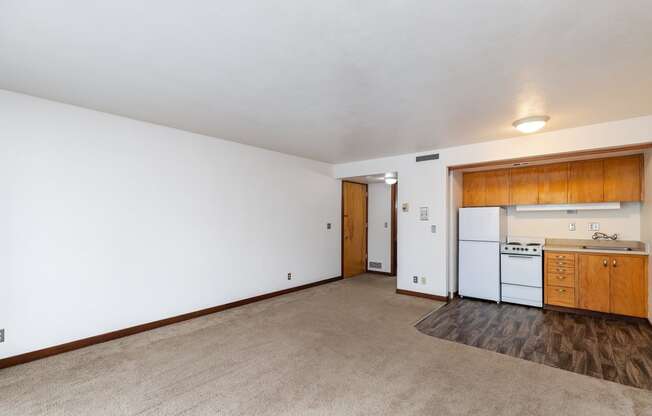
[500,237,544,307]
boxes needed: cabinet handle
[556,276,566,280]
[556,289,566,293]
[556,255,564,259]
[612,259,617,267]
[603,259,608,267]
[557,262,564,265]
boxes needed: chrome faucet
[592,232,618,241]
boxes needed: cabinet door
[484,169,509,206]
[538,163,568,204]
[578,254,610,312]
[610,255,647,317]
[569,160,604,203]
[463,172,486,207]
[509,166,538,205]
[604,155,642,202]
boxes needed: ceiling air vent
[416,153,439,162]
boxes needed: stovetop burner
[501,237,545,256]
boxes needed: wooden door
[569,160,604,203]
[538,163,568,204]
[578,254,610,312]
[604,155,642,202]
[462,172,486,207]
[610,255,647,317]
[509,166,538,205]
[484,169,509,206]
[342,182,367,277]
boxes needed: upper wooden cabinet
[462,154,644,207]
[509,166,538,205]
[484,170,509,206]
[568,159,604,203]
[538,163,568,204]
[604,155,642,202]
[462,170,509,207]
[462,172,486,207]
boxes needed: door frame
[390,182,397,276]
[341,180,368,278]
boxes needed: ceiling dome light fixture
[384,172,397,185]
[513,115,550,134]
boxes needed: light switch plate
[588,222,600,231]
[569,223,576,231]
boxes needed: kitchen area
[457,152,649,318]
[416,149,652,390]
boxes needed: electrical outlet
[413,276,418,284]
[0,329,4,343]
[326,223,331,230]
[287,273,292,280]
[588,222,600,231]
[569,223,576,231]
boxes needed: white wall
[507,204,641,241]
[0,90,341,359]
[641,150,652,323]
[334,116,652,297]
[367,183,392,273]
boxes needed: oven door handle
[506,255,534,259]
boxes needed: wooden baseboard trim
[366,270,394,276]
[396,289,448,302]
[543,304,649,323]
[0,276,343,370]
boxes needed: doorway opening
[341,174,397,279]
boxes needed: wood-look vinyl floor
[416,298,652,390]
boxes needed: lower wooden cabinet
[577,254,610,312]
[545,251,648,318]
[544,251,577,308]
[610,256,647,317]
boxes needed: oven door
[500,254,542,288]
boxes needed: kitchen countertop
[543,238,649,256]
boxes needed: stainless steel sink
[581,245,633,251]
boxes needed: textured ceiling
[1,1,652,163]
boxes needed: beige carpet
[1,275,651,415]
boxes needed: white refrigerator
[458,207,506,302]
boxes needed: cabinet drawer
[546,252,575,261]
[547,264,575,275]
[546,260,575,269]
[546,285,575,307]
[546,272,574,288]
